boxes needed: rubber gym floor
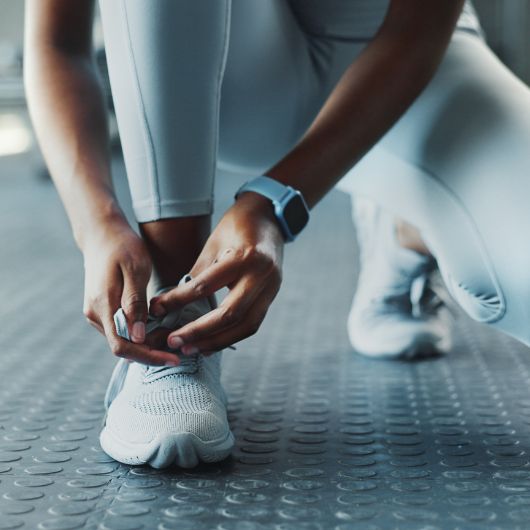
[2,153,530,530]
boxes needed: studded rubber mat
[2,153,530,530]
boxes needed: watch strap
[235,175,291,202]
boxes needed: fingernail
[151,304,166,317]
[168,336,184,349]
[131,321,145,343]
[165,359,180,367]
[181,345,199,355]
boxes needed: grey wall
[0,1,24,46]
[0,0,24,74]
[474,0,530,82]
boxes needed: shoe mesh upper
[131,382,212,415]
[349,197,451,357]
[103,291,229,445]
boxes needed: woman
[24,0,529,468]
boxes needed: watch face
[283,194,309,236]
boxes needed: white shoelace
[144,303,206,380]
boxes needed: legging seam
[133,197,212,207]
[209,1,232,204]
[120,0,160,218]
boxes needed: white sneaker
[348,197,452,359]
[100,293,234,469]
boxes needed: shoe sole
[350,333,450,360]
[99,425,235,469]
[348,307,452,359]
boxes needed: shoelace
[103,303,204,409]
[104,276,208,409]
[143,303,205,380]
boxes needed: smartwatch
[234,175,310,242]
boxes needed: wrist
[75,201,129,252]
[235,191,284,240]
[236,190,274,215]
[235,176,310,242]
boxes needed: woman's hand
[82,216,182,366]
[150,192,285,355]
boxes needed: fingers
[150,250,239,316]
[167,275,279,353]
[84,267,172,365]
[166,274,263,349]
[121,263,150,344]
[179,285,278,355]
[151,237,282,355]
[83,261,123,339]
[101,312,181,367]
[86,318,104,335]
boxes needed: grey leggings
[99,1,530,347]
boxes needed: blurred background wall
[474,0,530,82]
[0,1,23,45]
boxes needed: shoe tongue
[144,303,205,378]
[145,276,211,379]
[145,355,200,379]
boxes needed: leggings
[98,1,530,348]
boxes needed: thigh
[218,1,481,175]
[341,31,530,344]
[218,0,314,174]
[218,0,365,174]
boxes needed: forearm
[24,45,124,249]
[266,1,464,208]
